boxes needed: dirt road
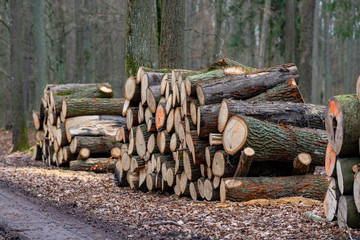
[0,181,113,240]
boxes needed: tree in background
[159,0,185,68]
[299,0,316,102]
[258,0,271,68]
[9,0,29,151]
[285,0,297,63]
[33,0,47,108]
[126,0,158,76]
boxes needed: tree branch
[0,18,10,31]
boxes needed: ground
[0,129,359,239]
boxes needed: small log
[337,195,360,229]
[213,176,221,189]
[138,102,145,124]
[209,133,222,146]
[233,147,255,177]
[325,143,337,177]
[324,178,340,221]
[127,172,139,190]
[146,173,161,191]
[183,150,202,181]
[32,144,42,161]
[174,108,182,133]
[325,94,360,156]
[70,136,122,155]
[78,148,90,160]
[224,116,327,164]
[220,175,328,203]
[197,104,221,138]
[205,146,223,167]
[160,73,170,95]
[147,133,158,154]
[157,131,171,154]
[212,150,239,178]
[115,127,129,143]
[170,133,179,152]
[189,182,199,201]
[136,67,171,84]
[166,109,174,133]
[145,107,153,126]
[207,166,213,180]
[147,85,162,113]
[130,156,145,173]
[197,63,298,106]
[122,152,131,171]
[111,147,122,158]
[114,160,128,187]
[155,101,167,131]
[135,124,151,158]
[141,72,166,105]
[65,115,126,142]
[126,107,139,131]
[147,119,156,132]
[200,164,206,178]
[186,130,207,165]
[184,116,196,133]
[292,153,312,175]
[124,76,140,102]
[155,154,173,173]
[204,179,220,201]
[218,99,326,133]
[165,94,173,114]
[197,178,205,199]
[178,123,186,148]
[122,100,131,117]
[336,157,360,194]
[190,100,199,125]
[55,124,67,146]
[62,146,74,163]
[70,158,116,172]
[166,168,176,187]
[174,151,184,173]
[247,78,304,103]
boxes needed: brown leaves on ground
[0,130,359,239]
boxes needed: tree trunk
[65,115,126,142]
[10,0,29,151]
[299,0,316,102]
[126,0,158,77]
[233,147,255,177]
[62,98,125,119]
[311,0,320,104]
[218,99,326,133]
[325,95,360,156]
[223,116,327,165]
[196,64,299,106]
[70,158,116,172]
[220,175,328,203]
[285,0,296,63]
[247,78,304,103]
[159,0,185,69]
[258,0,271,68]
[69,136,122,155]
[337,195,360,229]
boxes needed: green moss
[125,57,138,77]
[13,126,29,152]
[56,89,73,96]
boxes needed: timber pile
[324,79,360,229]
[31,83,124,172]
[114,58,328,203]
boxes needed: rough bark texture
[70,136,122,155]
[336,157,360,195]
[224,116,327,165]
[62,98,125,118]
[126,0,158,77]
[298,0,316,102]
[219,99,325,133]
[196,64,299,106]
[159,0,185,69]
[247,78,304,103]
[220,175,328,203]
[292,153,312,175]
[70,158,116,172]
[325,95,360,156]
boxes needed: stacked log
[324,85,360,229]
[114,59,328,203]
[32,83,121,172]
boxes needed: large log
[65,115,125,142]
[336,157,360,194]
[325,94,360,156]
[247,78,304,103]
[70,136,122,155]
[218,100,326,133]
[337,195,360,229]
[61,98,125,119]
[223,116,327,165]
[220,175,328,203]
[196,63,299,106]
[146,85,162,113]
[69,158,116,172]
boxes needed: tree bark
[233,147,255,177]
[159,0,185,69]
[258,0,271,68]
[70,158,116,173]
[299,0,316,102]
[196,63,299,106]
[220,175,328,203]
[292,153,312,175]
[336,157,360,195]
[197,104,221,138]
[223,116,327,165]
[337,195,360,229]
[324,178,340,222]
[70,136,122,155]
[114,160,128,187]
[218,99,326,133]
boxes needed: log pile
[113,58,328,203]
[32,83,123,172]
[324,84,360,229]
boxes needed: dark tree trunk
[159,0,185,68]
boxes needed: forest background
[0,0,359,150]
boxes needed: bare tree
[258,0,271,68]
[285,0,296,63]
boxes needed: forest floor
[0,129,359,239]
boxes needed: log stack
[31,83,123,172]
[113,58,328,203]
[324,83,360,229]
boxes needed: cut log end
[223,66,247,75]
[222,116,248,155]
[189,182,198,201]
[218,99,229,133]
[325,143,336,177]
[155,104,166,131]
[337,195,360,229]
[124,76,136,100]
[196,85,205,106]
